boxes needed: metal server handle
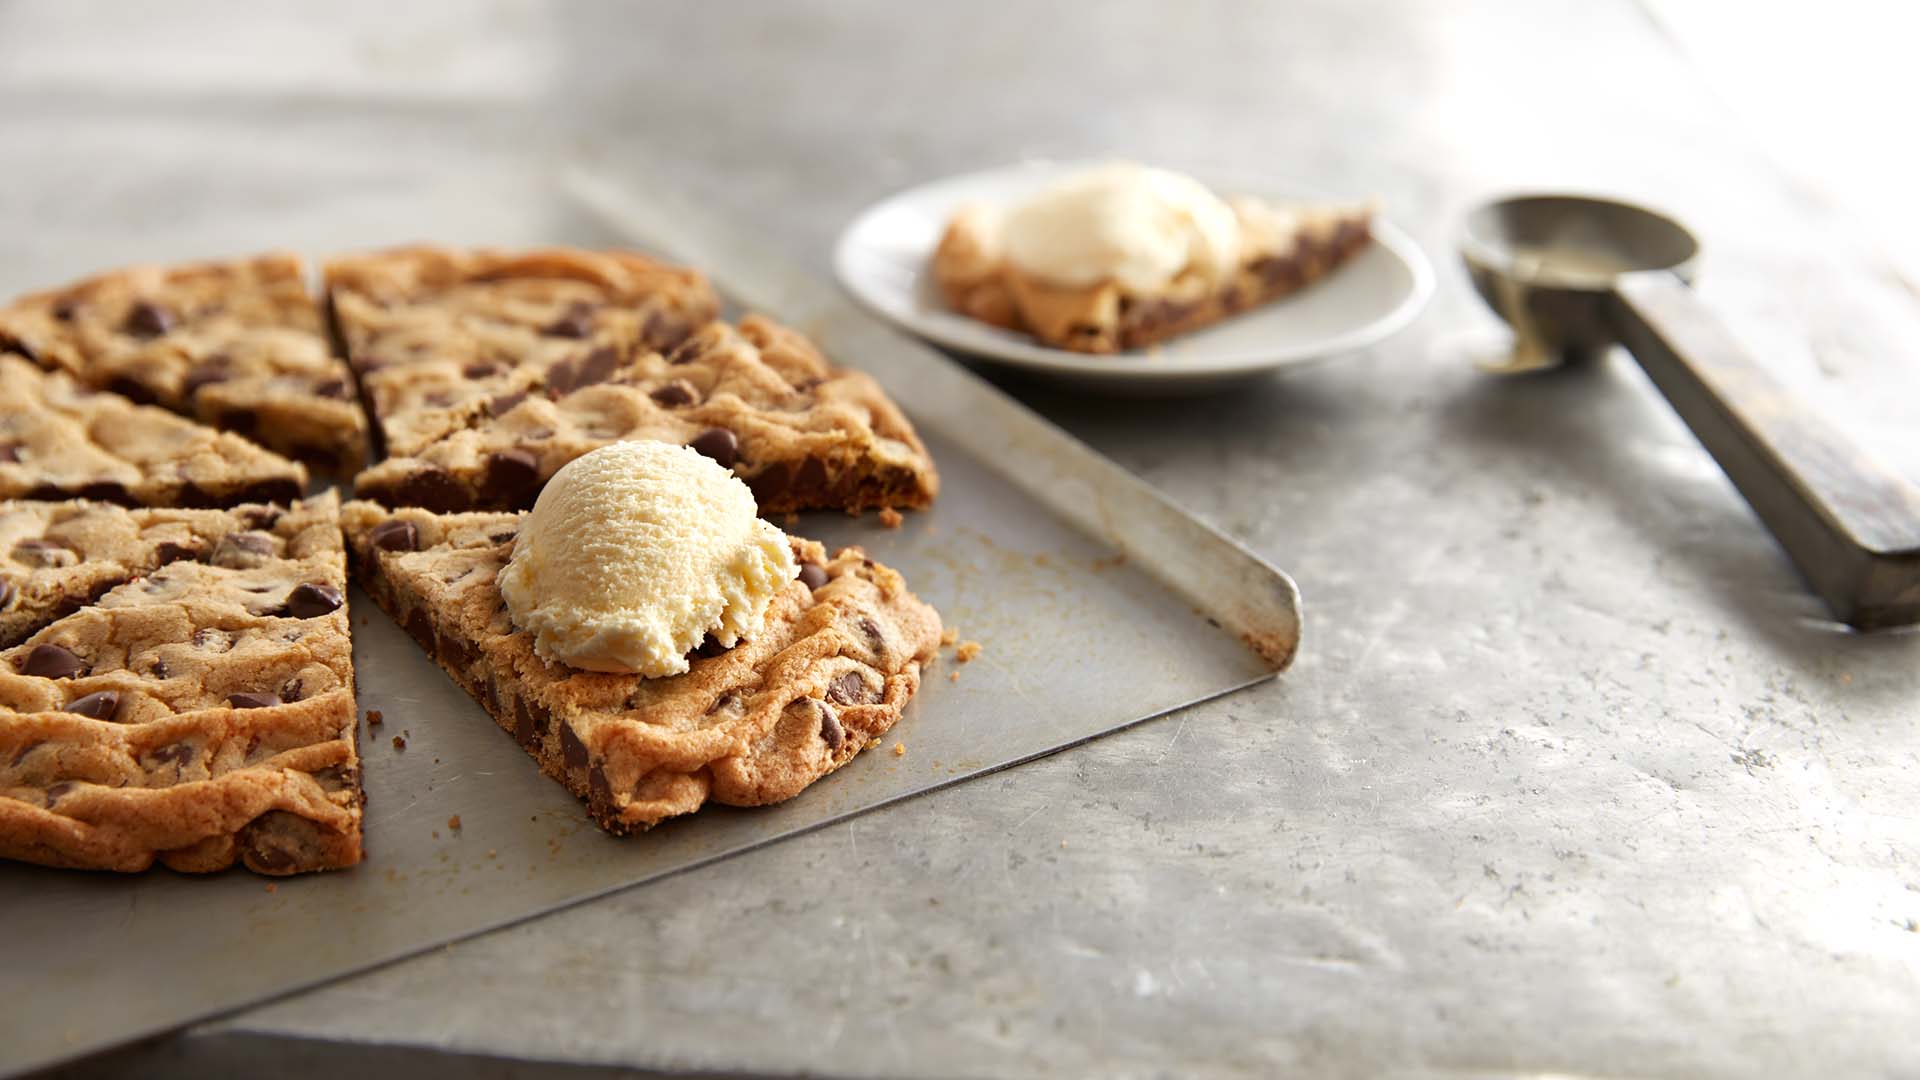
[1607,272,1920,629]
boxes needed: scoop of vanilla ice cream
[497,441,797,677]
[1000,163,1242,291]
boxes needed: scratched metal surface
[11,0,1920,1077]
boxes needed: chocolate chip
[182,363,230,396]
[488,528,518,545]
[705,693,736,716]
[23,644,85,679]
[64,690,121,720]
[405,607,434,651]
[192,627,232,652]
[150,657,170,678]
[688,427,738,468]
[242,506,282,530]
[514,695,547,748]
[219,408,258,435]
[227,691,281,709]
[283,581,343,619]
[462,361,499,379]
[280,676,304,702]
[424,390,456,408]
[747,462,789,503]
[541,304,595,339]
[155,540,197,563]
[438,629,473,670]
[795,456,829,491]
[547,345,621,397]
[77,480,132,505]
[818,701,845,750]
[559,722,588,770]
[151,742,196,767]
[798,561,827,590]
[51,298,78,322]
[11,538,77,569]
[0,441,21,463]
[210,531,274,568]
[240,811,318,873]
[649,382,695,407]
[123,300,173,338]
[391,466,465,512]
[858,616,887,657]
[368,518,419,552]
[482,449,541,501]
[487,390,527,416]
[315,377,351,400]
[108,376,157,404]
[0,578,15,610]
[827,671,879,707]
[44,781,74,808]
[667,337,705,365]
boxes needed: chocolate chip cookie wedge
[934,162,1374,353]
[324,245,720,459]
[351,315,939,515]
[0,252,369,473]
[0,493,362,874]
[0,356,308,509]
[342,497,943,834]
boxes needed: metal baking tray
[0,168,1301,1078]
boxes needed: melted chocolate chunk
[687,427,738,468]
[487,390,527,417]
[482,449,541,501]
[210,531,274,569]
[11,538,77,569]
[368,518,419,552]
[827,671,879,707]
[314,377,352,400]
[123,300,174,338]
[0,441,21,463]
[64,690,121,720]
[559,722,588,770]
[649,382,695,407]
[547,345,621,397]
[284,581,344,619]
[150,742,196,767]
[541,304,595,339]
[818,701,845,750]
[154,540,198,564]
[797,561,828,591]
[227,691,282,710]
[23,643,85,679]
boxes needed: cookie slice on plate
[0,252,369,473]
[0,493,363,874]
[935,181,1374,354]
[0,356,307,509]
[324,245,720,459]
[341,500,942,833]
[351,315,940,515]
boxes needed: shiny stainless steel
[1461,192,1920,628]
[0,183,1299,1077]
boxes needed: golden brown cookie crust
[350,315,939,515]
[0,253,369,473]
[0,494,362,874]
[341,500,941,834]
[0,356,308,510]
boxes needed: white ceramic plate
[834,160,1435,391]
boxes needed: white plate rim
[833,160,1436,382]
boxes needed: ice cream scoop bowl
[1462,192,1920,629]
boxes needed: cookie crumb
[447,814,462,831]
[878,507,903,529]
[486,849,497,859]
[892,742,906,757]
[264,883,278,893]
[955,640,982,663]
[940,628,958,647]
[366,709,383,727]
[392,734,407,750]
[948,670,960,682]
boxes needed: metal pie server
[1461,193,1920,629]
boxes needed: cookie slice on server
[0,253,369,473]
[340,500,942,834]
[0,494,362,874]
[350,315,939,515]
[324,245,720,460]
[0,356,307,509]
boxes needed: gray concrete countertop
[8,1,1917,1076]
